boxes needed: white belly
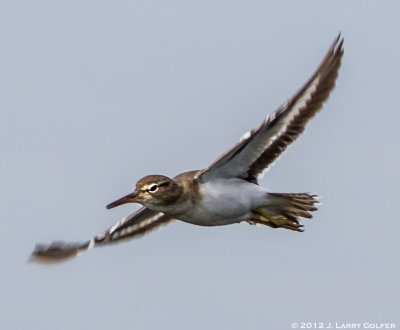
[177,179,268,226]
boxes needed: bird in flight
[31,35,343,263]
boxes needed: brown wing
[30,207,174,263]
[198,35,343,183]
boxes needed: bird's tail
[250,193,319,232]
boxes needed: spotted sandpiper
[31,35,343,262]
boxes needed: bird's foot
[251,208,304,232]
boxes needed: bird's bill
[106,191,138,209]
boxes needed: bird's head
[106,175,182,210]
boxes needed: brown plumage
[31,35,343,263]
[247,37,343,181]
[199,35,343,183]
[30,208,173,263]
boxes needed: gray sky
[1,1,399,329]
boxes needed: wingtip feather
[29,240,92,264]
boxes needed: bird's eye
[148,184,159,193]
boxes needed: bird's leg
[251,208,304,232]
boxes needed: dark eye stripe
[157,181,170,187]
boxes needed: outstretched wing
[198,35,344,183]
[30,207,174,263]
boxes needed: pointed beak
[106,191,138,209]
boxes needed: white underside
[176,178,270,226]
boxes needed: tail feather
[269,192,319,219]
[250,193,319,232]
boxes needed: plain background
[1,1,399,329]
